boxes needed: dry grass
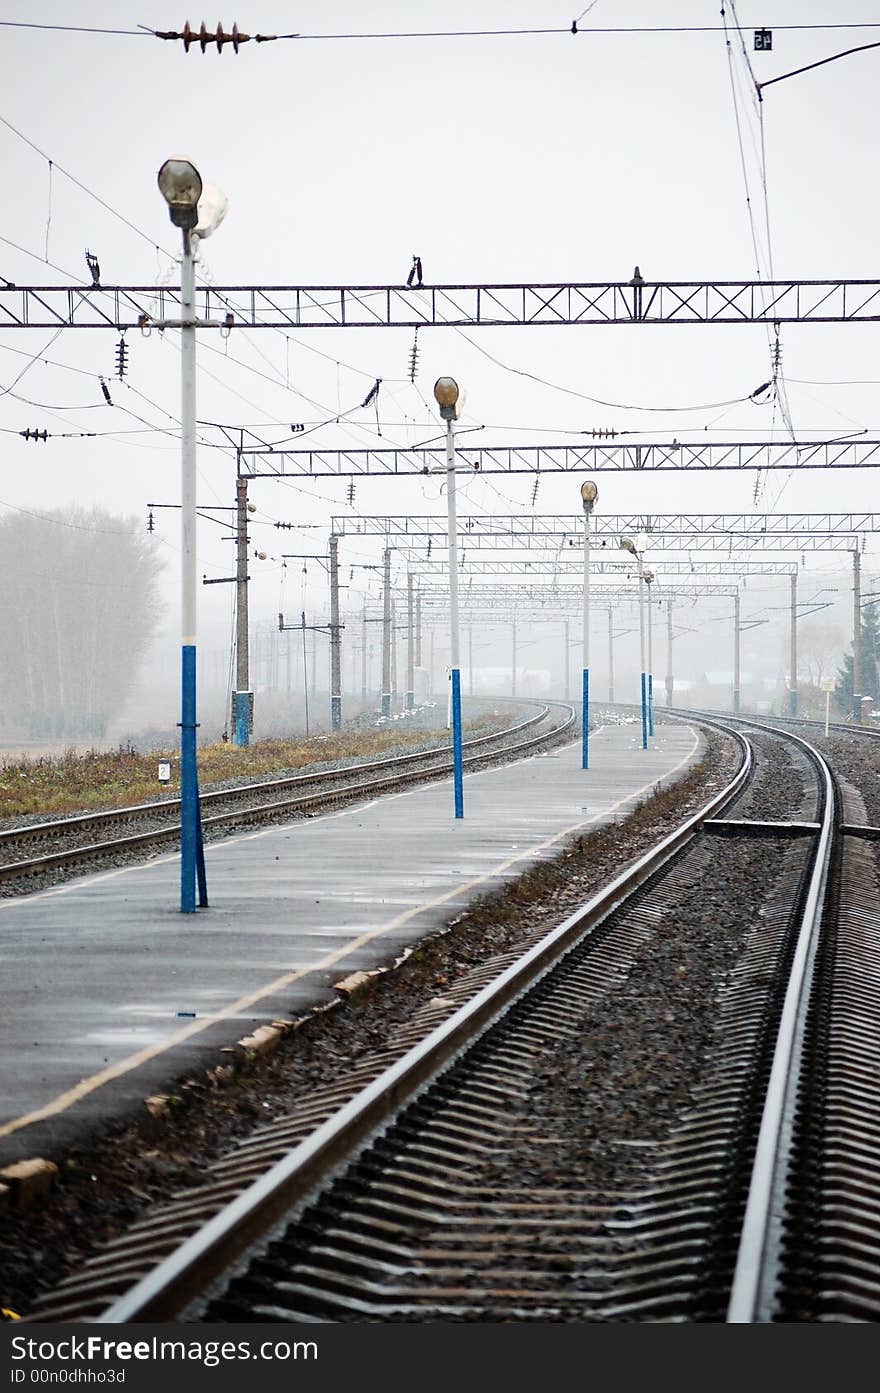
[0,719,496,820]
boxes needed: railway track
[20,712,880,1323]
[0,701,571,891]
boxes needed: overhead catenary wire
[6,18,878,39]
[452,326,770,414]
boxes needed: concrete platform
[0,717,701,1164]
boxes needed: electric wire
[4,19,880,38]
[451,327,764,414]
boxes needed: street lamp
[643,567,655,736]
[157,157,223,912]
[434,376,464,818]
[620,534,648,749]
[580,480,598,768]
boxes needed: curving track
[0,701,572,892]
[22,712,880,1322]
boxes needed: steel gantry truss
[6,278,880,329]
[401,558,799,579]
[410,583,745,711]
[244,440,880,478]
[330,513,876,553]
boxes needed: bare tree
[0,505,164,738]
[799,619,847,689]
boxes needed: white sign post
[820,678,835,737]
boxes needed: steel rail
[718,717,837,1323]
[0,703,573,885]
[0,702,550,849]
[98,718,752,1321]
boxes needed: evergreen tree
[835,600,880,710]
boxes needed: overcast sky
[1,0,878,695]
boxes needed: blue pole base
[451,667,464,818]
[648,673,654,737]
[234,691,250,748]
[640,671,648,750]
[181,644,207,912]
[381,692,391,717]
[405,691,414,711]
[581,667,589,769]
[331,695,342,731]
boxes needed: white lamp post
[580,480,598,768]
[434,376,464,818]
[620,534,648,749]
[157,157,226,911]
[643,567,655,736]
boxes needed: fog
[1,1,878,749]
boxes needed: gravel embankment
[816,732,880,824]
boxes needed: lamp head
[580,479,598,513]
[643,568,655,585]
[619,536,637,557]
[158,159,203,230]
[433,376,460,421]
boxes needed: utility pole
[512,616,517,697]
[666,599,674,707]
[608,608,614,704]
[381,547,392,717]
[789,571,798,717]
[234,475,252,747]
[853,547,862,723]
[468,623,474,698]
[564,619,569,701]
[361,603,368,701]
[329,533,342,731]
[733,591,741,714]
[415,588,422,668]
[391,599,398,707]
[281,548,346,731]
[406,571,415,711]
[279,610,333,736]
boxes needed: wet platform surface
[0,717,701,1163]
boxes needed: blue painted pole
[637,558,648,750]
[179,225,206,911]
[195,770,207,907]
[181,643,198,912]
[442,398,464,819]
[451,667,464,818]
[581,491,593,769]
[648,672,654,737]
[234,690,249,747]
